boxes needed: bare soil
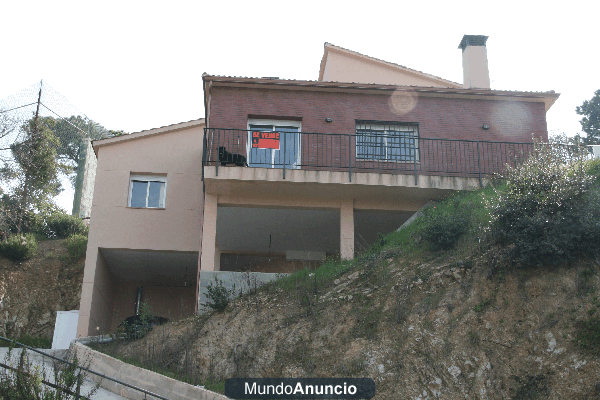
[103,249,600,399]
[0,239,84,341]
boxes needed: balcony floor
[204,165,482,212]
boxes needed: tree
[576,89,600,145]
[0,109,19,164]
[40,115,106,173]
[0,117,65,234]
[40,115,126,188]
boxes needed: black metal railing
[203,128,586,185]
[0,336,170,400]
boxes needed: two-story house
[76,36,559,338]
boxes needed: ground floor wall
[77,248,199,337]
[78,248,115,337]
[220,252,323,273]
[109,282,196,332]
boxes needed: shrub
[0,347,98,399]
[5,335,51,349]
[585,157,600,183]
[117,303,168,340]
[489,141,600,268]
[65,234,88,259]
[21,211,45,236]
[0,233,37,261]
[420,198,471,251]
[205,276,235,312]
[45,212,88,239]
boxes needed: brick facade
[205,85,548,177]
[208,86,548,142]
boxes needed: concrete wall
[220,253,322,273]
[72,342,228,400]
[198,271,283,312]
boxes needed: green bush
[21,211,45,236]
[585,157,600,183]
[421,209,469,251]
[419,193,483,251]
[45,212,88,239]
[0,233,38,261]
[65,234,88,259]
[117,303,168,340]
[5,335,51,349]
[205,276,235,312]
[490,141,600,268]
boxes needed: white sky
[2,0,600,211]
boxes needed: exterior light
[482,124,490,130]
[325,118,333,123]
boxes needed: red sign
[252,131,280,149]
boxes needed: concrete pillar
[200,193,218,271]
[340,199,354,260]
[214,242,221,272]
[77,249,114,337]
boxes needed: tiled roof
[202,74,558,97]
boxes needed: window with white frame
[355,121,419,162]
[128,175,167,208]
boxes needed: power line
[0,102,37,114]
[39,102,93,138]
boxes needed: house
[76,36,559,338]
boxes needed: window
[246,119,301,169]
[128,175,167,208]
[355,121,419,162]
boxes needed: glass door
[247,122,301,169]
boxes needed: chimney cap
[458,35,489,50]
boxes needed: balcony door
[247,120,301,169]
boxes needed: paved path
[0,347,129,400]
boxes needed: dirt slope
[112,249,600,399]
[0,239,84,341]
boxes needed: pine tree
[576,89,600,145]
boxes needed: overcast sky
[2,0,599,211]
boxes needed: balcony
[203,128,537,186]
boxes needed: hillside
[0,239,84,344]
[97,241,600,399]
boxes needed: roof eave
[204,75,559,102]
[92,118,205,156]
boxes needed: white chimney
[458,35,490,89]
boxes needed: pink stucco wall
[77,122,205,337]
